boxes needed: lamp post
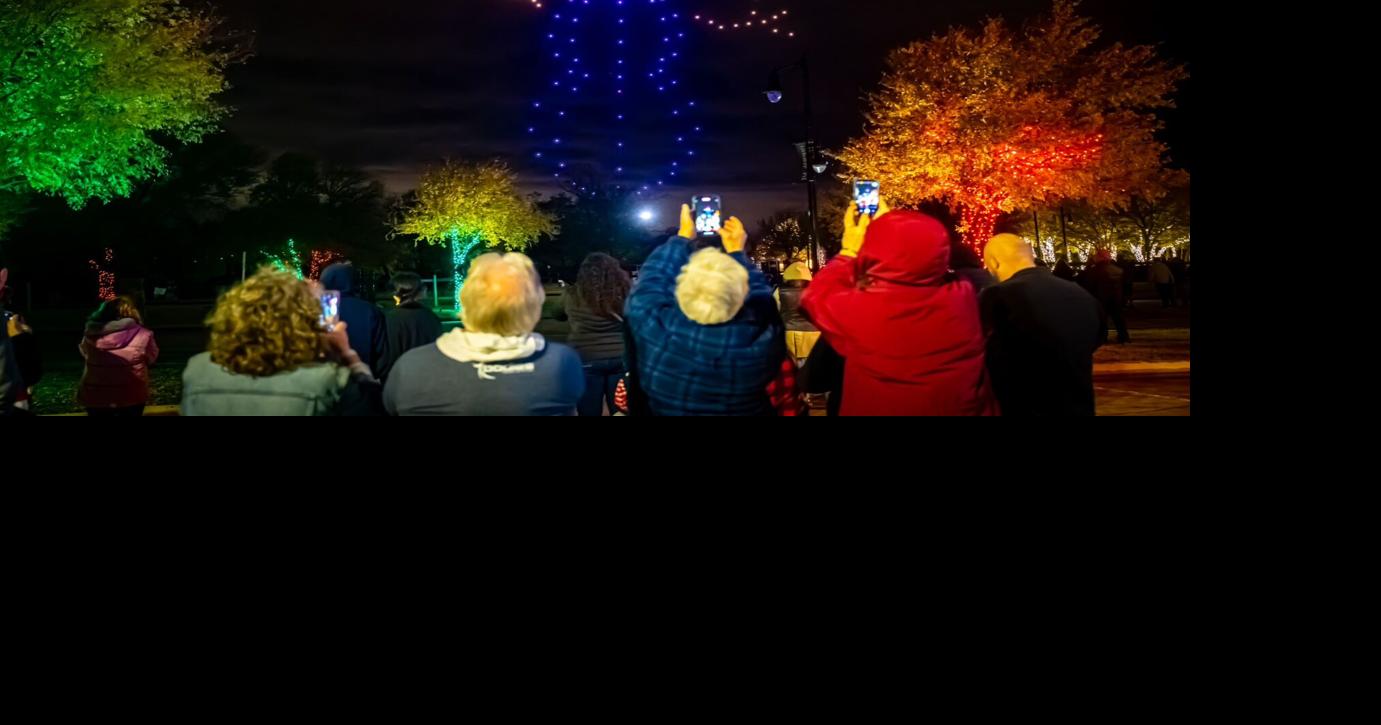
[766,56,822,272]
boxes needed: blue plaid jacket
[625,235,785,416]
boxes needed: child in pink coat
[79,296,158,416]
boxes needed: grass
[30,364,186,416]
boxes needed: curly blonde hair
[207,268,328,377]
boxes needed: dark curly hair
[571,253,630,319]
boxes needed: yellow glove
[678,204,696,240]
[839,198,891,257]
[840,205,870,257]
[720,217,748,254]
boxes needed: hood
[855,210,952,286]
[320,263,355,295]
[84,318,141,349]
[783,262,813,282]
[436,329,545,363]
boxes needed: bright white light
[638,209,655,223]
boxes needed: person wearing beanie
[386,271,444,361]
[774,261,821,366]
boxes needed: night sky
[216,0,1192,225]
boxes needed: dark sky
[216,0,1192,225]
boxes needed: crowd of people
[0,200,1184,416]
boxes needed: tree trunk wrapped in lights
[88,247,116,301]
[261,239,304,279]
[309,249,345,280]
[838,0,1187,253]
[393,160,556,318]
[448,231,484,314]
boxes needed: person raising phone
[623,201,785,416]
[181,269,379,416]
[799,200,998,416]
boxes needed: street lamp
[764,56,821,271]
[765,69,785,105]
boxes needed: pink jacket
[78,319,159,409]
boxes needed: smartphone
[853,181,881,216]
[319,290,341,331]
[693,195,722,236]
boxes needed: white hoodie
[435,329,546,363]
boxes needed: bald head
[985,233,1037,283]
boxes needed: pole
[1032,209,1041,259]
[432,274,440,311]
[241,251,247,281]
[1059,205,1070,263]
[802,57,821,272]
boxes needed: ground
[26,288,1189,416]
[1091,303,1190,415]
[1094,373,1190,416]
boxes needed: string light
[309,249,345,280]
[260,239,304,279]
[692,6,796,37]
[953,128,1105,251]
[88,248,116,301]
[448,229,483,315]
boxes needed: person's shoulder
[980,278,1007,299]
[649,235,692,258]
[540,343,585,374]
[1050,275,1100,302]
[944,273,977,295]
[394,342,442,368]
[181,352,217,382]
[343,295,385,313]
[543,341,582,364]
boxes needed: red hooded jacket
[800,211,998,416]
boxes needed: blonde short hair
[675,247,749,325]
[461,252,546,336]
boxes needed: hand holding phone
[841,204,872,258]
[319,290,341,332]
[693,195,723,237]
[322,320,354,362]
[720,217,748,254]
[853,181,881,216]
[678,204,696,240]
